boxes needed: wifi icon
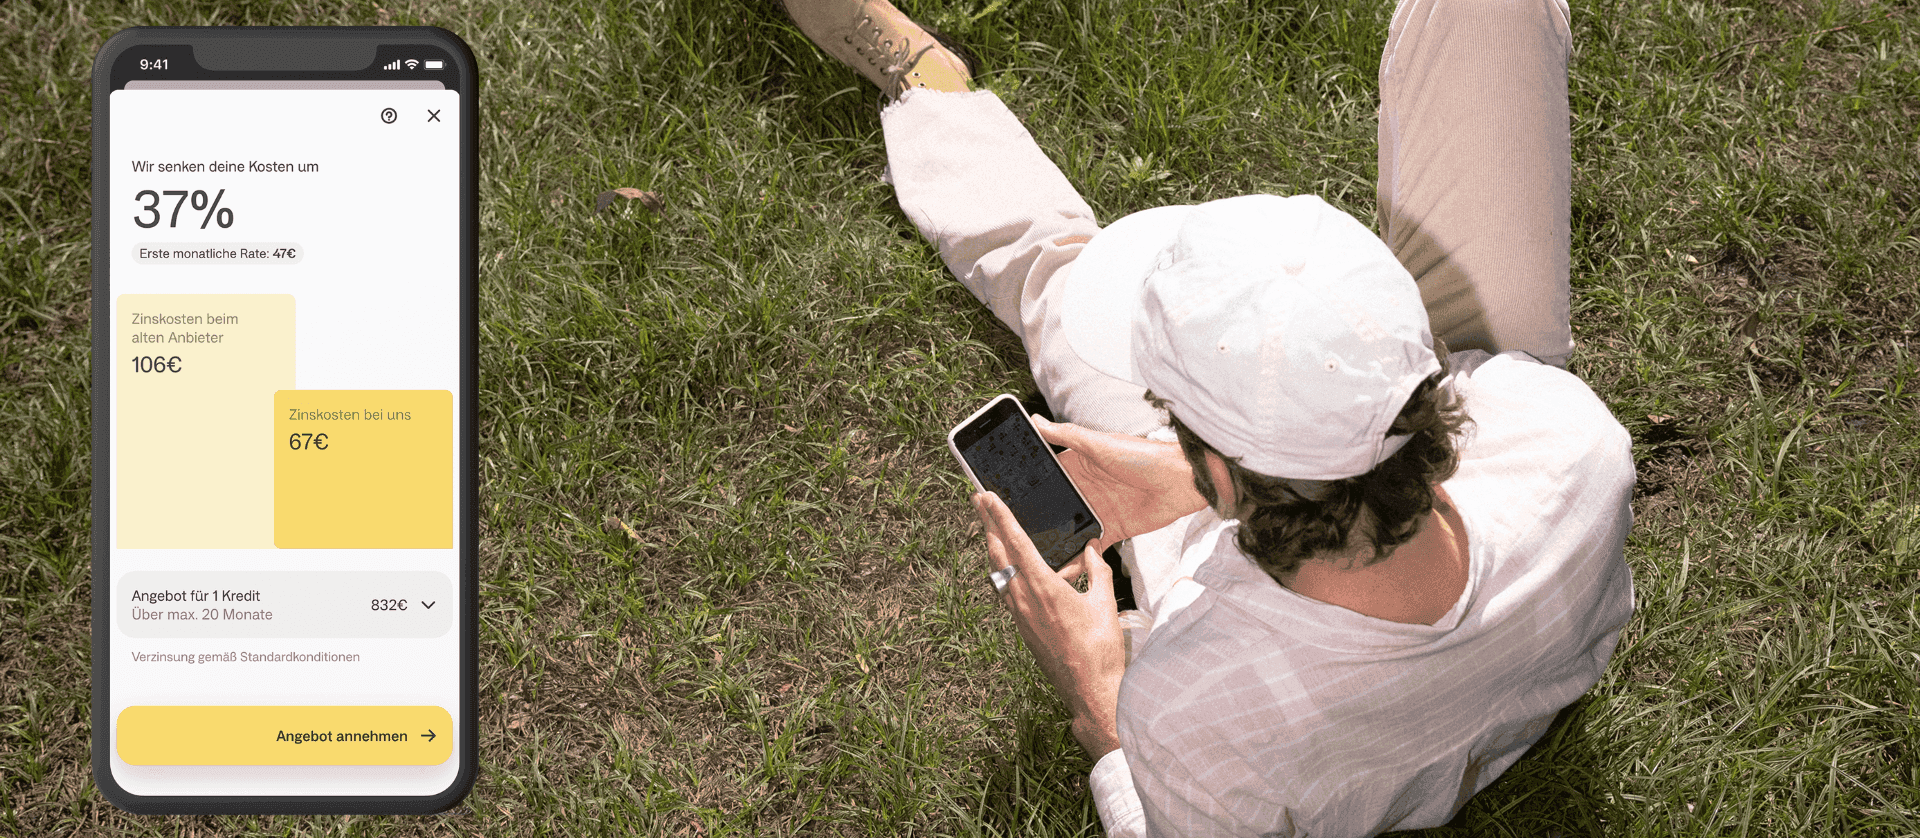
[404,59,420,70]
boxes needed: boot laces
[844,12,922,97]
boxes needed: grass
[3,0,1919,834]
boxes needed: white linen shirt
[1090,350,1637,837]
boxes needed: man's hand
[1033,415,1207,553]
[976,490,1126,761]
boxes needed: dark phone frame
[89,27,478,815]
[950,395,1104,571]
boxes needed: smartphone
[948,395,1104,571]
[91,28,477,814]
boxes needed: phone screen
[91,29,475,812]
[952,397,1101,570]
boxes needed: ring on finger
[989,565,1018,593]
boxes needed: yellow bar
[273,389,454,548]
[117,705,453,765]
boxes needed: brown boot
[780,0,973,98]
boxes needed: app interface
[107,76,463,796]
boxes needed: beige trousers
[885,0,1575,612]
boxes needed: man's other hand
[1032,415,1206,553]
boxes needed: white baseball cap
[1062,194,1441,481]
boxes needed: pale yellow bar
[116,705,453,766]
[117,294,294,548]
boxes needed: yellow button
[117,705,453,765]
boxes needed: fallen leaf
[622,187,664,211]
[548,188,565,208]
[606,516,643,541]
[597,188,666,214]
[1647,414,1674,424]
[783,424,801,433]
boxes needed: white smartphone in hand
[948,395,1104,571]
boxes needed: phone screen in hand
[92,29,475,812]
[951,396,1102,570]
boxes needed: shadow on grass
[1405,695,1624,837]
[966,691,1623,837]
[973,705,1103,838]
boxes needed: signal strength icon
[382,59,403,70]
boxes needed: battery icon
[424,59,444,70]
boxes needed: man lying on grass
[779,0,1637,834]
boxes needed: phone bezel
[89,26,479,815]
[946,394,1105,571]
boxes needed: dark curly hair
[1149,346,1471,581]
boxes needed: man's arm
[971,427,1199,837]
[973,491,1127,760]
